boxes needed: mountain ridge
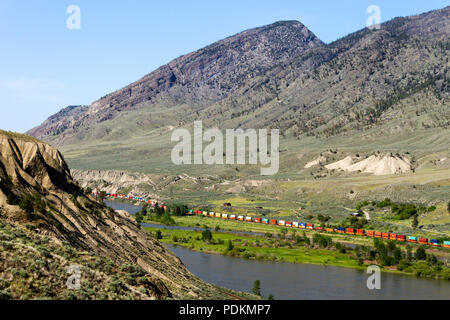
[27,7,449,174]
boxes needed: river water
[106,200,450,299]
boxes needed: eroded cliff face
[0,131,242,300]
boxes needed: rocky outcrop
[0,131,245,299]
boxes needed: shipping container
[222,214,228,219]
[382,233,390,239]
[238,216,244,221]
[375,232,382,238]
[346,228,355,235]
[315,227,323,231]
[397,235,406,242]
[326,228,335,233]
[444,241,450,248]
[254,218,261,223]
[246,217,253,222]
[203,211,208,216]
[429,239,439,246]
[389,234,397,240]
[419,238,428,244]
[357,229,365,236]
[216,213,222,218]
[286,221,292,227]
[299,223,306,229]
[270,219,278,225]
[408,236,418,243]
[209,212,215,217]
[292,222,299,228]
[262,218,269,224]
[307,224,314,230]
[366,230,375,237]
[278,220,286,226]
[230,215,236,220]
[336,227,345,234]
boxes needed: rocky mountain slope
[0,130,252,300]
[29,8,449,147]
[29,20,323,146]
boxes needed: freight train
[98,192,449,249]
[188,209,450,249]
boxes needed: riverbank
[143,222,450,280]
[144,225,364,270]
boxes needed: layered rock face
[0,131,243,299]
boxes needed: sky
[0,0,447,133]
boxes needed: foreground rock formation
[0,130,249,300]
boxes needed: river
[106,200,450,299]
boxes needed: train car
[278,220,286,226]
[299,223,306,229]
[270,219,278,225]
[408,236,418,243]
[336,227,345,234]
[357,229,365,236]
[254,218,261,223]
[238,216,244,221]
[222,213,228,219]
[444,241,450,248]
[326,228,334,233]
[397,235,406,242]
[389,234,397,241]
[262,218,269,224]
[245,217,253,222]
[286,221,292,227]
[346,228,355,235]
[315,226,323,231]
[230,215,236,220]
[419,238,428,245]
[375,232,382,238]
[307,224,314,230]
[215,213,222,218]
[292,222,299,228]
[429,239,439,246]
[366,230,375,237]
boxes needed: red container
[254,218,261,223]
[375,232,382,238]
[357,229,365,236]
[315,227,323,231]
[346,228,355,235]
[270,219,277,225]
[389,234,397,240]
[397,235,406,241]
[382,233,390,239]
[419,238,428,244]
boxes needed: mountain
[28,7,449,174]
[29,20,323,146]
[0,130,253,299]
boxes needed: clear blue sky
[0,0,447,133]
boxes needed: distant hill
[27,7,449,172]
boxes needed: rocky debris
[304,156,327,168]
[326,154,411,176]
